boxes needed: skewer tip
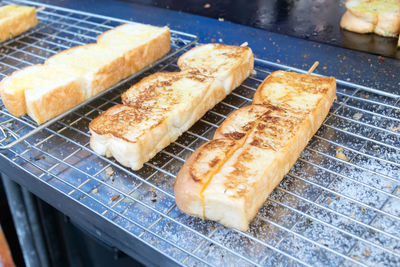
[307,61,319,75]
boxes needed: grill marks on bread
[177,44,251,77]
[253,71,333,109]
[89,43,254,170]
[174,69,336,230]
[90,71,213,141]
[190,103,307,197]
[122,73,181,110]
[189,139,238,183]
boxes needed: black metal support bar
[1,174,42,267]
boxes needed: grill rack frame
[0,1,399,266]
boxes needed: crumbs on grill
[151,190,157,202]
[33,155,46,161]
[105,166,114,176]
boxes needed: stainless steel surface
[0,0,197,149]
[1,1,399,266]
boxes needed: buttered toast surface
[90,71,217,169]
[174,70,336,231]
[89,44,254,170]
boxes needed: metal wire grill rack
[0,0,198,149]
[1,1,400,266]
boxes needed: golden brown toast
[90,71,219,169]
[0,4,37,42]
[178,43,253,93]
[174,71,336,231]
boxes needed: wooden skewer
[307,61,319,75]
[36,7,45,12]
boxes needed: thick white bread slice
[177,44,253,94]
[0,23,171,124]
[0,5,37,42]
[0,64,85,123]
[24,65,85,124]
[89,71,220,170]
[97,23,171,79]
[45,44,125,98]
[0,65,43,117]
[340,0,400,37]
[174,71,336,231]
[45,24,170,98]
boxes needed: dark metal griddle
[130,0,400,59]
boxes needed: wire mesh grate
[1,1,399,266]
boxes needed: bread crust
[97,25,170,80]
[0,5,38,42]
[25,79,85,124]
[174,138,239,219]
[121,27,171,80]
[0,65,40,117]
[174,71,336,231]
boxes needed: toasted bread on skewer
[174,70,336,231]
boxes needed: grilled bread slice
[174,71,336,231]
[340,0,400,37]
[0,23,170,124]
[0,4,38,42]
[177,43,254,94]
[90,71,219,169]
[89,44,253,170]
